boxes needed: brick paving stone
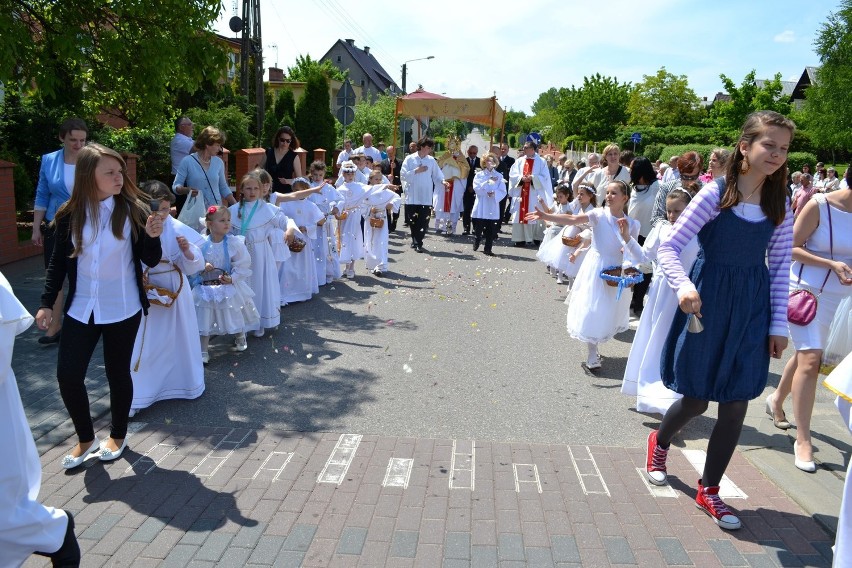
[358,540,391,566]
[498,533,525,561]
[161,544,200,567]
[78,513,123,540]
[230,521,267,548]
[741,553,780,568]
[761,540,805,567]
[707,539,748,567]
[525,546,555,566]
[390,530,419,558]
[550,535,581,564]
[366,514,395,543]
[282,523,318,552]
[302,537,338,566]
[271,551,306,568]
[444,531,471,560]
[337,526,368,555]
[471,519,497,546]
[88,526,136,556]
[603,535,636,565]
[471,544,498,567]
[247,535,286,564]
[655,536,693,566]
[413,542,443,566]
[129,516,170,543]
[521,521,549,547]
[193,532,234,562]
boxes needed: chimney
[703,96,707,101]
[364,46,370,55]
[345,39,354,46]
[268,67,284,82]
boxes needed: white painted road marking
[126,443,178,475]
[568,446,610,496]
[636,468,679,498]
[191,429,252,478]
[383,458,414,488]
[513,463,542,494]
[450,439,475,490]
[682,449,748,499]
[252,451,293,482]
[318,434,362,485]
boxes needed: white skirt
[566,248,632,345]
[621,272,683,415]
[194,280,260,336]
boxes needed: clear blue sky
[214,0,838,113]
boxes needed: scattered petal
[165,418,172,425]
[386,319,394,325]
[432,354,437,359]
[471,322,478,328]
[491,303,497,308]
[229,372,235,378]
[403,363,413,373]
[306,353,313,359]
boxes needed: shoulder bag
[788,198,833,326]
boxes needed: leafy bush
[92,123,173,183]
[787,152,819,173]
[614,126,736,153]
[187,104,253,156]
[0,149,35,211]
[642,144,666,162]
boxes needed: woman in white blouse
[36,144,163,469]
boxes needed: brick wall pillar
[0,159,41,265]
[121,153,138,185]
[312,149,326,169]
[294,148,307,178]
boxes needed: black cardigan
[40,213,163,316]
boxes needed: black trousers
[407,204,431,247]
[462,190,476,232]
[631,235,651,313]
[473,218,498,251]
[57,310,142,442]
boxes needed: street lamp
[401,56,434,94]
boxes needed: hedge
[657,145,728,170]
[786,152,819,173]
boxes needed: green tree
[627,67,703,127]
[0,0,228,126]
[294,71,337,163]
[709,70,792,132]
[556,74,631,141]
[346,93,396,147]
[493,109,528,145]
[286,54,347,82]
[802,0,852,152]
[261,87,296,146]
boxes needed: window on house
[360,79,365,86]
[336,56,341,62]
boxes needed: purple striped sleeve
[657,184,721,298]
[767,204,794,335]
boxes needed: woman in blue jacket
[31,118,89,345]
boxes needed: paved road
[8,226,846,566]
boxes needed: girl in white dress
[527,180,642,370]
[193,205,260,363]
[363,170,402,276]
[257,168,289,269]
[622,190,698,414]
[335,161,372,279]
[536,185,573,275]
[307,160,343,284]
[278,178,323,303]
[229,173,296,336]
[538,184,596,285]
[130,182,205,414]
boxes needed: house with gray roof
[320,39,400,104]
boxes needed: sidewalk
[5,254,844,567]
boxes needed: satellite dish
[229,16,243,33]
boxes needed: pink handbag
[788,200,833,326]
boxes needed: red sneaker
[695,480,741,530]
[645,431,668,485]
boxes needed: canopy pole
[499,108,506,146]
[488,97,496,149]
[393,98,400,150]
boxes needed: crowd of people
[8,110,852,563]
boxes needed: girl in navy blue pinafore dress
[644,111,795,532]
